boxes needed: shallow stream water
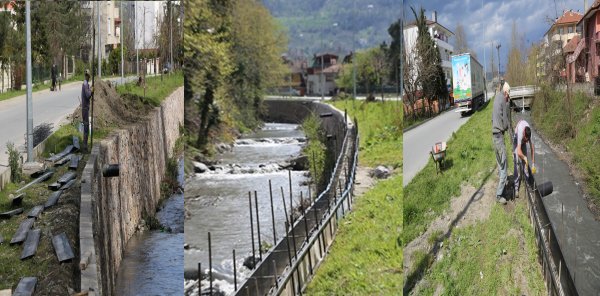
[184,123,310,295]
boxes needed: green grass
[532,86,600,206]
[305,174,403,294]
[42,123,81,157]
[329,100,402,169]
[0,160,81,292]
[306,99,403,294]
[414,201,546,295]
[117,71,183,106]
[403,100,497,245]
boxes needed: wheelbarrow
[431,142,447,174]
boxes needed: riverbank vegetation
[184,0,287,153]
[532,86,600,212]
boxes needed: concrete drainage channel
[523,171,577,295]
[79,87,184,296]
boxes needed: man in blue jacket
[81,70,93,153]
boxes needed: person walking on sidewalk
[513,119,536,198]
[81,70,93,153]
[492,81,511,204]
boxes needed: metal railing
[523,166,578,296]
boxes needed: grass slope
[306,100,402,294]
[117,72,183,107]
[404,100,497,245]
[329,100,402,168]
[415,201,546,295]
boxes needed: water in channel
[184,123,311,295]
[115,160,185,295]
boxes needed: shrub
[6,142,21,183]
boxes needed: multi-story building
[539,10,583,81]
[84,1,165,76]
[403,11,454,87]
[576,0,600,82]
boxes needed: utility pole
[121,0,124,85]
[97,1,101,78]
[400,0,404,101]
[25,0,32,162]
[352,0,357,99]
[496,43,501,79]
[135,3,139,77]
[482,0,487,100]
[169,0,173,72]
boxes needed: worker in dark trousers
[81,70,93,153]
[492,81,510,204]
[513,119,536,198]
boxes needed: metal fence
[231,111,360,296]
[523,169,578,296]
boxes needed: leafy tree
[108,44,126,75]
[412,6,447,117]
[229,0,287,127]
[184,0,234,147]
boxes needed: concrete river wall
[80,87,184,296]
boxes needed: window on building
[558,27,563,35]
[568,26,573,34]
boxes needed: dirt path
[403,170,498,293]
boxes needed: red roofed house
[306,53,342,96]
[540,9,583,81]
[577,0,600,83]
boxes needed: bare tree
[454,22,477,58]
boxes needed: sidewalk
[515,112,600,295]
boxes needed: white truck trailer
[451,53,485,116]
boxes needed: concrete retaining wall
[80,87,184,296]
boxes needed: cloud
[404,0,584,71]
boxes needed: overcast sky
[403,0,585,72]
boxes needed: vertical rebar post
[198,262,201,291]
[288,169,294,225]
[248,192,256,266]
[272,259,278,288]
[281,186,290,230]
[233,249,237,291]
[284,221,297,296]
[208,232,213,296]
[254,190,262,261]
[290,214,298,260]
[269,180,277,244]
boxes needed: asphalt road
[402,109,471,186]
[0,76,137,167]
[515,112,600,295]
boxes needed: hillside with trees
[262,0,399,55]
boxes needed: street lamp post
[496,43,501,79]
[121,0,124,85]
[97,1,101,78]
[25,0,33,162]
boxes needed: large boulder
[193,161,209,173]
[370,165,391,179]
